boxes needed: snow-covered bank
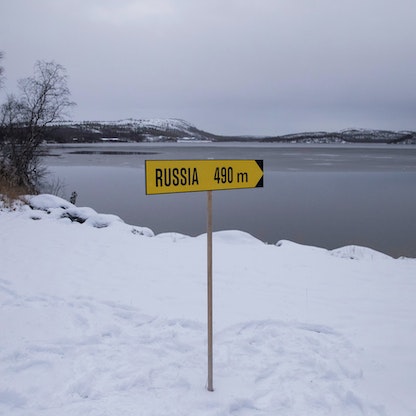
[1,195,415,415]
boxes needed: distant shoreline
[46,119,416,144]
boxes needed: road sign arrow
[145,159,264,194]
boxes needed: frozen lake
[44,142,416,257]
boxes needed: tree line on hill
[46,121,416,145]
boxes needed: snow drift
[1,195,415,415]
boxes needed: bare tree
[0,60,75,192]
[0,51,4,90]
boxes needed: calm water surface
[44,143,416,258]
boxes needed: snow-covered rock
[17,194,155,235]
[331,245,392,260]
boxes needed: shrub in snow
[69,191,77,205]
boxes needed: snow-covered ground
[1,195,415,415]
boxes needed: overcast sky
[1,0,415,135]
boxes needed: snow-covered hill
[269,128,416,144]
[50,118,215,142]
[48,119,416,143]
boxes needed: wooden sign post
[145,159,264,391]
[207,190,213,391]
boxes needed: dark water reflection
[44,143,416,257]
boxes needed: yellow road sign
[145,159,264,194]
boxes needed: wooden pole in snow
[207,190,214,391]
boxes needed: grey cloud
[1,0,415,134]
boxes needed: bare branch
[0,51,4,89]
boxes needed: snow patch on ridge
[199,230,265,245]
[331,245,392,261]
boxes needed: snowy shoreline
[1,194,415,415]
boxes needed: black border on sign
[255,160,264,188]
